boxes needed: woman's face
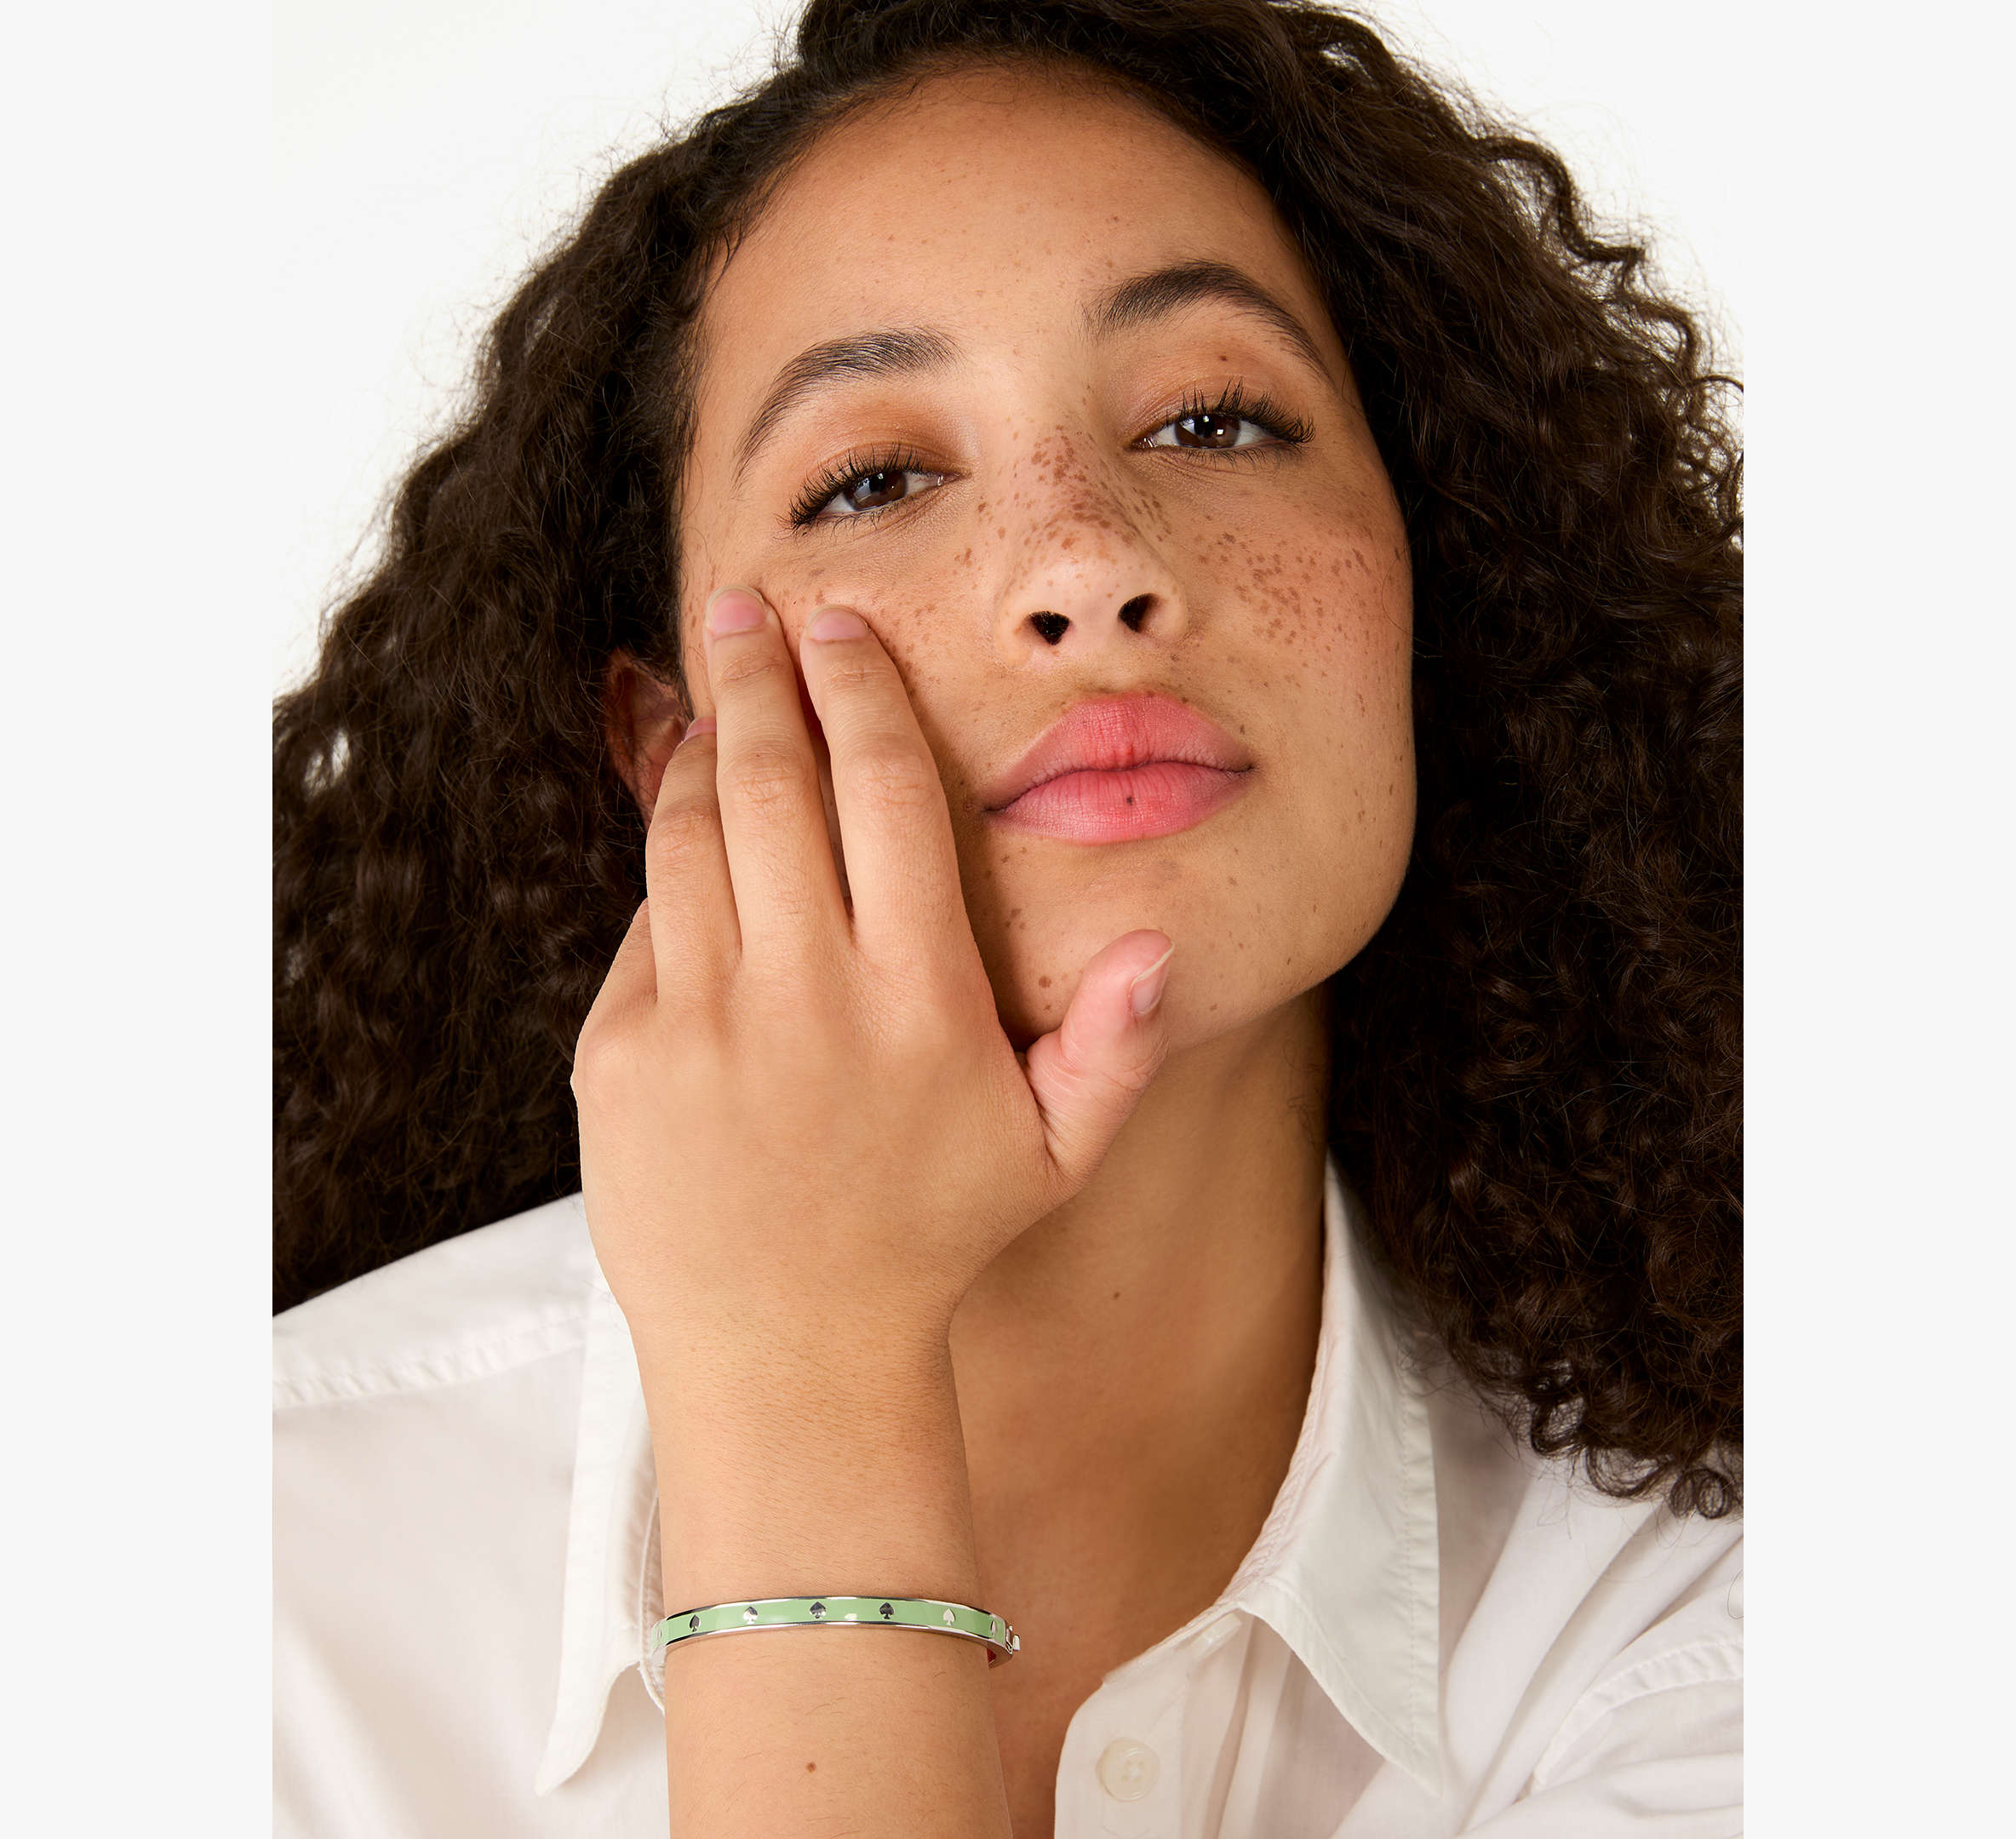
[672,63,1415,1050]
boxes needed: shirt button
[1097,1738,1160,1802]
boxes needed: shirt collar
[536,1154,1442,1798]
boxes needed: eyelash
[784,381,1314,530]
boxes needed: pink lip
[982,694,1254,844]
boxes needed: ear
[601,651,693,813]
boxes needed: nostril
[1031,612,1068,645]
[1120,594,1152,629]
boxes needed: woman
[273,2,1742,1834]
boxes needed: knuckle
[647,794,718,863]
[570,1017,633,1104]
[726,742,806,810]
[747,941,851,1028]
[819,650,889,698]
[709,640,787,695]
[768,993,849,1067]
[850,739,941,811]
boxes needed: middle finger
[701,584,849,969]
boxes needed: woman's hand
[574,585,1176,1836]
[574,585,1177,1377]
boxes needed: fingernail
[707,588,766,638]
[805,606,868,643]
[1128,943,1176,1018]
[673,715,716,749]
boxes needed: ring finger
[644,715,739,1013]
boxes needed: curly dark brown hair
[275,0,1741,1517]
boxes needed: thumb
[1022,930,1177,1190]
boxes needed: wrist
[637,1289,953,1373]
[634,1309,959,1451]
[640,1332,982,1615]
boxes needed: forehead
[691,62,1339,417]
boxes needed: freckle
[1111,1290,1121,1300]
[1039,975,1052,988]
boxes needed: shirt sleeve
[1458,1640,1743,1836]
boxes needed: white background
[0,1,2007,1831]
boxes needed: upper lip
[979,693,1253,811]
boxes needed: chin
[964,802,1408,1053]
[979,904,1305,1057]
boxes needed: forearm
[644,1334,1013,1838]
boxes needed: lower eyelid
[1143,430,1273,450]
[1139,433,1293,460]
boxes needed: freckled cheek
[1187,519,1409,681]
[1183,524,1413,842]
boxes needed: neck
[949,985,1332,1563]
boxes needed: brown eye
[1143,408,1273,453]
[845,467,911,511]
[1174,411,1243,449]
[799,458,948,525]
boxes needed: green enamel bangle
[651,1596,1021,1667]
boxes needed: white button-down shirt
[274,1157,1743,1836]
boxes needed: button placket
[1087,1696,1185,1838]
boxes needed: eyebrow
[1083,260,1333,387]
[730,260,1333,483]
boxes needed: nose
[991,434,1189,660]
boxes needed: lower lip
[988,761,1251,843]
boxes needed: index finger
[795,606,971,969]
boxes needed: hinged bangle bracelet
[651,1596,1021,1666]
